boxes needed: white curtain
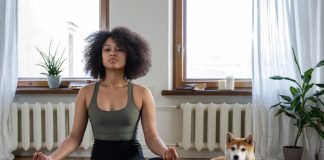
[288,1,324,160]
[252,0,324,160]
[0,0,18,159]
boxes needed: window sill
[16,79,96,94]
[16,87,79,94]
[161,88,252,96]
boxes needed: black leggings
[91,139,145,160]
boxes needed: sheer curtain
[288,1,324,159]
[0,0,18,159]
[252,0,324,160]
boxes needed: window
[18,0,108,78]
[173,0,252,89]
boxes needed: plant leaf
[315,60,324,68]
[270,102,281,110]
[280,95,292,102]
[290,86,298,96]
[304,114,312,126]
[270,76,292,81]
[315,84,324,88]
[292,48,302,78]
[281,109,296,119]
[36,64,49,71]
[306,96,317,103]
[304,68,314,77]
[309,121,324,139]
[49,39,53,56]
[35,40,65,76]
[291,93,301,110]
[293,103,302,114]
[269,76,301,88]
[279,104,291,109]
[310,107,324,123]
[275,108,285,116]
[304,83,314,95]
[312,90,324,97]
[303,68,313,84]
[318,97,324,105]
[303,75,312,84]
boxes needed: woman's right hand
[33,152,53,160]
[163,147,178,160]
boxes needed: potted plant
[36,40,66,88]
[269,48,324,160]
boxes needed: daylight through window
[184,0,252,80]
[18,0,99,78]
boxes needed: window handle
[177,43,182,56]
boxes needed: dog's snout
[233,155,239,160]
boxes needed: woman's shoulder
[78,82,97,95]
[131,82,151,96]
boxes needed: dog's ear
[246,134,253,145]
[226,132,234,143]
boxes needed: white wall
[13,0,252,158]
[108,0,251,106]
[109,0,251,150]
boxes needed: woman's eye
[104,48,110,52]
[231,147,235,151]
[241,148,246,152]
[116,48,123,52]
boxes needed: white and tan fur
[211,132,255,160]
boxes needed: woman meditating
[33,27,178,160]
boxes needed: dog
[211,132,255,160]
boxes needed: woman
[33,27,178,160]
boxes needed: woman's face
[102,37,127,70]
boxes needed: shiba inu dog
[211,132,255,160]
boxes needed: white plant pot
[47,75,61,88]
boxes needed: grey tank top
[88,81,141,141]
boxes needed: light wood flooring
[15,157,208,160]
[15,157,209,160]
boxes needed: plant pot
[47,75,61,88]
[283,146,303,160]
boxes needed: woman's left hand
[163,147,178,160]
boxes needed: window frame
[17,0,109,88]
[172,0,252,90]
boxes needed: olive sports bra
[87,81,141,141]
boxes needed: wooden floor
[15,157,208,160]
[15,157,89,160]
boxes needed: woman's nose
[109,50,117,56]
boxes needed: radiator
[10,102,94,151]
[178,103,252,152]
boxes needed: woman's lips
[108,59,118,62]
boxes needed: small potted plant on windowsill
[36,40,66,88]
[269,48,324,160]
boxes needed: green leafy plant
[36,40,66,76]
[270,48,324,147]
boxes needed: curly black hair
[84,27,152,80]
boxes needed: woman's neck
[101,71,128,87]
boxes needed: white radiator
[10,102,94,151]
[178,103,252,152]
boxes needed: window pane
[185,0,252,79]
[18,0,99,78]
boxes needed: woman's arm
[33,86,90,160]
[140,87,178,160]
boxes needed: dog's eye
[241,148,246,152]
[231,147,235,151]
